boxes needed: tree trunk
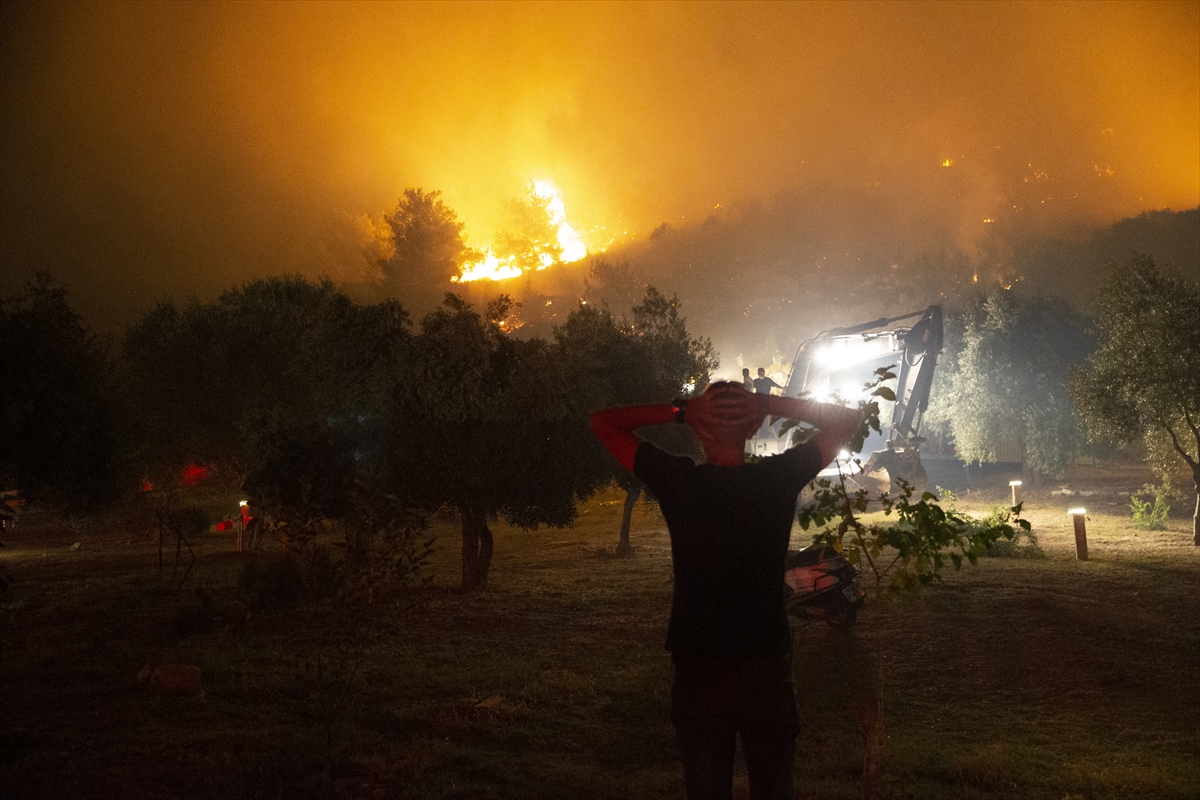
[616,483,642,556]
[862,577,886,800]
[459,506,494,592]
[1192,483,1198,546]
[860,696,884,800]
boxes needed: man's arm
[757,395,863,467]
[589,404,676,472]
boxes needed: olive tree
[928,290,1091,484]
[555,288,716,554]
[386,294,606,591]
[1071,255,1200,544]
[121,276,410,517]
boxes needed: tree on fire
[494,184,562,273]
[0,273,119,515]
[926,289,1091,484]
[383,293,603,591]
[1071,255,1200,545]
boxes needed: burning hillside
[454,180,591,283]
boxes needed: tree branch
[1164,420,1199,473]
[1184,408,1200,456]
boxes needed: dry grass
[0,461,1197,799]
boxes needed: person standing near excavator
[753,367,782,395]
[590,381,861,800]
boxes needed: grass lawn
[1,464,1197,799]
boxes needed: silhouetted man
[590,382,860,800]
[753,367,782,395]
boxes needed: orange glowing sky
[1,1,1197,321]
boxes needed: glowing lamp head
[239,500,248,507]
[1067,507,1086,516]
[837,450,850,461]
[1009,480,1022,487]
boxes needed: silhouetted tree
[555,302,654,553]
[582,258,645,319]
[380,189,477,313]
[120,276,410,518]
[0,273,118,515]
[386,294,603,591]
[1071,255,1200,544]
[556,288,716,553]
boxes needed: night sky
[2,1,1197,329]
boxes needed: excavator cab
[750,305,943,495]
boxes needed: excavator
[749,305,943,494]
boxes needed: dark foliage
[0,273,119,515]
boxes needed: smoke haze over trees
[2,2,1196,333]
[517,204,1198,384]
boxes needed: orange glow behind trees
[0,2,1196,325]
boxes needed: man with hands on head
[590,381,861,800]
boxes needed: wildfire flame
[453,180,588,283]
[533,180,587,264]
[456,250,524,282]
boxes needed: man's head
[688,382,763,465]
[757,367,766,377]
[742,367,750,377]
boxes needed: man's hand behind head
[688,383,765,464]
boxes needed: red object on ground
[147,664,203,695]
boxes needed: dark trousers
[670,655,799,800]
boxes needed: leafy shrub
[248,478,433,607]
[928,489,1042,558]
[337,479,433,606]
[980,505,1044,558]
[1130,475,1180,531]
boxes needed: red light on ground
[181,464,209,487]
